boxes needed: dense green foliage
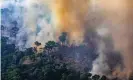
[45,41,58,51]
[1,36,107,80]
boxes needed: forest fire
[1,0,133,80]
[51,0,133,79]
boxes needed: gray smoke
[1,0,54,50]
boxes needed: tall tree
[45,41,58,53]
[59,32,67,45]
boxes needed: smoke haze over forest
[1,0,133,80]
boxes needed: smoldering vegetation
[2,0,133,80]
[2,32,129,80]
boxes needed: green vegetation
[45,41,58,50]
[1,36,107,80]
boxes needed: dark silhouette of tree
[1,25,5,30]
[34,41,41,46]
[33,41,42,53]
[80,73,92,80]
[100,75,107,80]
[45,41,58,53]
[80,73,89,80]
[10,21,19,38]
[92,74,100,80]
[59,32,67,45]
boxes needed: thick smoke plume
[96,0,133,78]
[2,0,133,79]
[51,0,133,79]
[50,0,111,76]
[1,0,54,50]
[51,0,90,45]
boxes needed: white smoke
[91,36,110,75]
[36,18,55,46]
[1,0,54,50]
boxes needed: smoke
[19,0,55,48]
[2,0,133,79]
[50,0,113,77]
[91,0,133,79]
[51,0,133,78]
[98,0,133,78]
[51,0,91,45]
[91,37,110,76]
[1,0,54,50]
